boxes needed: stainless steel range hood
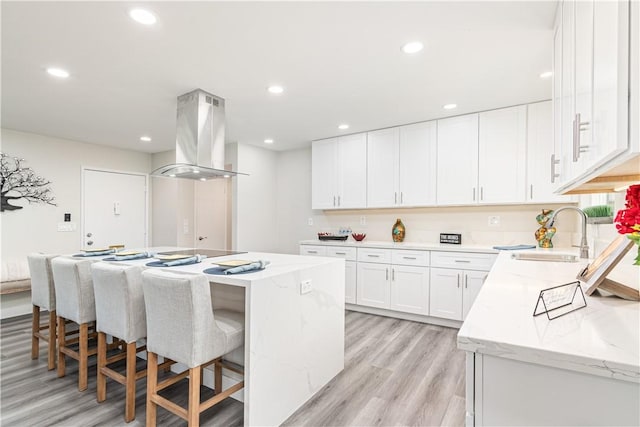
[152,89,245,180]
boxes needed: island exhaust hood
[151,89,245,180]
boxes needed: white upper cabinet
[311,133,367,209]
[367,127,399,208]
[527,101,570,203]
[367,122,437,208]
[399,122,437,206]
[553,0,633,192]
[478,105,527,204]
[436,114,479,205]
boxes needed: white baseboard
[346,304,463,329]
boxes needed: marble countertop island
[458,249,640,383]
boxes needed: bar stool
[27,253,59,370]
[91,262,147,422]
[51,257,98,391]
[142,269,245,427]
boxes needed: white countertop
[458,249,640,383]
[300,239,498,254]
[97,250,342,288]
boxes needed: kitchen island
[113,250,345,426]
[458,250,640,426]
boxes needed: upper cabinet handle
[454,259,471,263]
[550,154,560,184]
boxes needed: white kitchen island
[458,250,640,426]
[113,250,345,426]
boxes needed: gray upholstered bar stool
[27,253,59,370]
[51,257,98,391]
[91,262,147,423]
[142,269,245,427]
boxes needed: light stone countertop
[457,249,640,383]
[299,239,499,254]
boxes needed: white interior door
[82,168,148,249]
[195,179,229,249]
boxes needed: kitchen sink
[511,252,578,263]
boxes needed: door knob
[198,236,207,241]
[86,240,94,246]
[86,232,92,237]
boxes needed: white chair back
[51,257,96,324]
[27,253,58,311]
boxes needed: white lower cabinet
[429,268,463,320]
[462,270,488,319]
[345,261,356,305]
[299,244,356,304]
[356,262,390,309]
[390,265,429,315]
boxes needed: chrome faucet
[547,206,589,259]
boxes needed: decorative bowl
[352,233,366,241]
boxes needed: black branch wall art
[1,152,56,212]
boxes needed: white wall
[274,147,578,255]
[231,143,279,252]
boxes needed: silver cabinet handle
[573,113,590,162]
[472,187,476,201]
[367,254,380,258]
[457,273,461,288]
[454,259,471,263]
[394,192,397,204]
[335,252,346,255]
[333,196,336,207]
[465,275,468,289]
[307,250,317,254]
[392,268,395,281]
[386,268,389,281]
[550,154,560,184]
[337,196,341,206]
[400,192,404,204]
[402,256,417,260]
[530,184,533,200]
[480,187,484,201]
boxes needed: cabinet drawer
[357,248,392,264]
[326,246,357,261]
[299,245,327,256]
[431,251,497,271]
[392,249,429,267]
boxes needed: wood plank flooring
[1,311,465,426]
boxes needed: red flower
[615,185,640,235]
[624,184,640,209]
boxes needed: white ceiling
[1,1,557,153]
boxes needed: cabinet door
[337,133,367,209]
[573,0,594,171]
[311,138,338,209]
[591,0,630,166]
[299,245,327,256]
[356,262,390,309]
[429,268,463,321]
[390,265,429,315]
[367,128,399,208]
[552,14,563,187]
[436,114,479,205]
[560,0,576,182]
[462,270,488,319]
[478,106,527,204]
[527,102,569,203]
[399,121,437,206]
[345,261,357,305]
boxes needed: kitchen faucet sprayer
[547,206,589,259]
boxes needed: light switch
[300,280,312,295]
[113,201,121,215]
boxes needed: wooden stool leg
[47,310,57,370]
[57,316,66,378]
[188,366,201,427]
[78,323,88,391]
[31,305,40,360]
[214,362,222,394]
[97,332,107,402]
[146,352,158,427]
[125,342,137,422]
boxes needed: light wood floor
[1,311,465,426]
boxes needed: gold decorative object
[392,218,405,242]
[535,209,556,248]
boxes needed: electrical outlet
[300,280,312,295]
[308,217,313,226]
[360,216,367,226]
[488,216,501,226]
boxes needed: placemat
[203,267,265,275]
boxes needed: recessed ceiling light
[267,85,284,94]
[443,103,457,110]
[193,169,200,174]
[223,174,231,178]
[539,71,553,79]
[264,138,274,144]
[139,136,152,142]
[199,178,206,182]
[46,67,70,78]
[402,41,424,54]
[169,174,176,178]
[338,124,349,130]
[129,8,157,25]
